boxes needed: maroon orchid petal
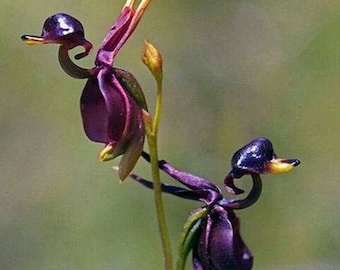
[211,208,252,270]
[80,68,135,144]
[140,152,223,204]
[97,69,130,143]
[96,7,135,66]
[80,68,145,179]
[193,206,253,270]
[230,212,253,270]
[80,76,112,143]
[96,0,151,67]
[118,109,144,179]
[209,207,236,270]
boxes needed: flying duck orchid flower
[127,137,300,269]
[21,0,151,180]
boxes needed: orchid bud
[142,40,163,82]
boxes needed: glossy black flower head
[225,137,300,195]
[21,1,151,180]
[21,13,94,78]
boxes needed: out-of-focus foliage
[1,0,339,269]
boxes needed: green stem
[152,77,162,135]
[144,77,173,270]
[146,134,173,270]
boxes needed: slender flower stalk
[142,41,173,270]
[146,129,173,270]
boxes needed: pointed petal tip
[118,139,144,181]
[21,34,46,45]
[118,171,128,182]
[284,158,301,167]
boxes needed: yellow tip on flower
[21,35,46,45]
[136,0,152,16]
[98,144,115,161]
[141,40,163,82]
[267,158,300,174]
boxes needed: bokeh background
[1,0,339,269]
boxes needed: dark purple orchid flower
[21,1,151,180]
[129,137,300,269]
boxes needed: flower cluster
[131,137,300,269]
[22,1,300,269]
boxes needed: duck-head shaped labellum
[224,137,300,194]
[21,13,94,78]
[21,13,93,58]
[230,137,300,177]
[231,137,276,177]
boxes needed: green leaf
[177,207,207,270]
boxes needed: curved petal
[208,206,237,270]
[230,213,253,270]
[114,68,148,110]
[81,67,144,176]
[193,206,253,270]
[222,174,262,210]
[80,69,128,143]
[96,7,135,66]
[58,46,95,79]
[80,76,112,143]
[118,106,145,180]
[97,68,129,144]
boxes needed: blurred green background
[1,0,339,269]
